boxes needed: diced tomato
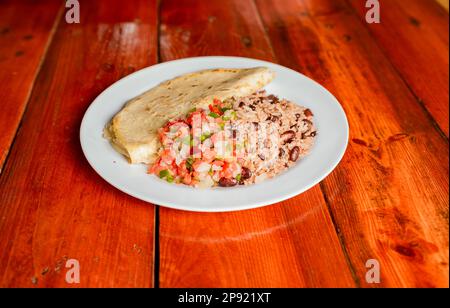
[210,131,224,144]
[201,112,209,123]
[191,160,202,171]
[160,149,175,165]
[178,161,188,177]
[182,173,192,185]
[147,164,157,174]
[158,130,166,140]
[147,158,165,175]
[220,161,233,178]
[192,171,202,180]
[150,101,249,187]
[212,160,225,167]
[211,160,224,171]
[191,145,202,158]
[202,148,216,162]
[209,104,222,115]
[186,111,201,126]
[170,161,179,175]
[166,119,186,128]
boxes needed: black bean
[289,146,300,162]
[280,130,296,144]
[271,116,279,122]
[219,177,238,187]
[258,154,265,161]
[249,105,256,111]
[267,94,279,104]
[310,131,317,137]
[279,148,285,158]
[304,109,313,117]
[241,167,252,180]
[295,113,301,119]
[238,102,245,108]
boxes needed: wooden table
[0,0,448,288]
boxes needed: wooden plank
[158,0,356,288]
[255,0,449,287]
[0,0,158,288]
[349,0,449,137]
[0,0,62,172]
[436,0,449,11]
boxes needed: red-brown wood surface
[255,0,449,287]
[158,0,356,288]
[0,0,158,287]
[0,0,62,172]
[349,0,450,137]
[0,0,448,288]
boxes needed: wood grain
[0,0,447,289]
[0,0,62,172]
[0,0,158,288]
[158,0,356,288]
[349,0,449,137]
[255,0,449,287]
[436,0,449,11]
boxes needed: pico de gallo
[148,99,252,188]
[148,91,317,188]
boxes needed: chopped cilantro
[201,132,212,142]
[159,169,174,183]
[186,157,194,170]
[166,174,174,183]
[159,170,169,179]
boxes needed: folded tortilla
[105,67,275,164]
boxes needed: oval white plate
[80,56,348,212]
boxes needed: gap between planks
[153,0,162,289]
[251,0,361,287]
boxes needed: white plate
[80,56,348,212]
